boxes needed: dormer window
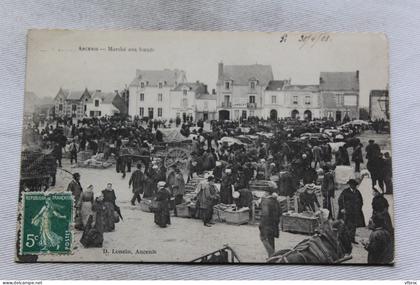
[183,89,188,96]
[225,81,230,90]
[140,82,145,88]
[158,82,163,89]
[250,81,256,89]
[94,99,100,107]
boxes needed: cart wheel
[164,147,189,169]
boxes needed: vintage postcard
[16,30,392,264]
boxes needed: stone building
[169,82,216,122]
[216,62,274,120]
[54,87,91,119]
[128,69,187,119]
[319,71,360,121]
[86,90,127,117]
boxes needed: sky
[25,30,389,107]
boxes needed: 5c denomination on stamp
[20,192,73,255]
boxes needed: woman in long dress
[154,181,171,228]
[100,183,117,232]
[77,184,95,229]
[31,197,66,251]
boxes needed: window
[182,98,188,108]
[249,96,255,103]
[140,82,145,88]
[90,111,94,117]
[97,111,101,117]
[293,95,298,105]
[336,94,344,106]
[183,89,188,96]
[148,107,154,119]
[84,105,87,112]
[158,82,163,88]
[139,107,144,117]
[271,95,276,104]
[140,93,144,101]
[305,95,311,105]
[146,81,149,86]
[158,93,163,102]
[72,104,77,111]
[158,108,163,117]
[164,81,167,85]
[204,101,208,109]
[242,110,247,119]
[225,81,230,90]
[250,81,255,89]
[94,99,99,107]
[58,104,63,111]
[249,110,255,117]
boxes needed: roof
[89,91,128,114]
[172,82,210,97]
[319,71,359,91]
[89,91,117,104]
[370,89,388,97]
[218,64,273,86]
[55,88,90,101]
[283,84,319,92]
[265,80,288,91]
[196,93,216,100]
[130,69,186,87]
[67,89,89,100]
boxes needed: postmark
[20,192,73,255]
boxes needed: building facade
[263,80,322,120]
[169,82,216,121]
[369,89,389,120]
[128,69,187,120]
[319,71,360,121]
[54,88,91,119]
[86,90,127,117]
[216,63,274,120]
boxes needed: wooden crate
[223,209,249,225]
[280,213,320,235]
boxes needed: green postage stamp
[20,192,73,255]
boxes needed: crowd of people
[23,114,394,263]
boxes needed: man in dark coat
[259,189,281,257]
[67,172,83,203]
[52,142,62,167]
[220,169,234,204]
[321,165,335,219]
[129,163,146,205]
[351,143,364,173]
[338,179,366,244]
[362,214,394,264]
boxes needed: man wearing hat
[129,163,146,206]
[259,187,281,257]
[67,172,83,204]
[338,178,366,244]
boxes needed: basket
[176,204,191,218]
[223,208,249,225]
[139,199,152,213]
[280,213,320,235]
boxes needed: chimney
[218,62,223,80]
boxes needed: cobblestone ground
[39,130,393,264]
